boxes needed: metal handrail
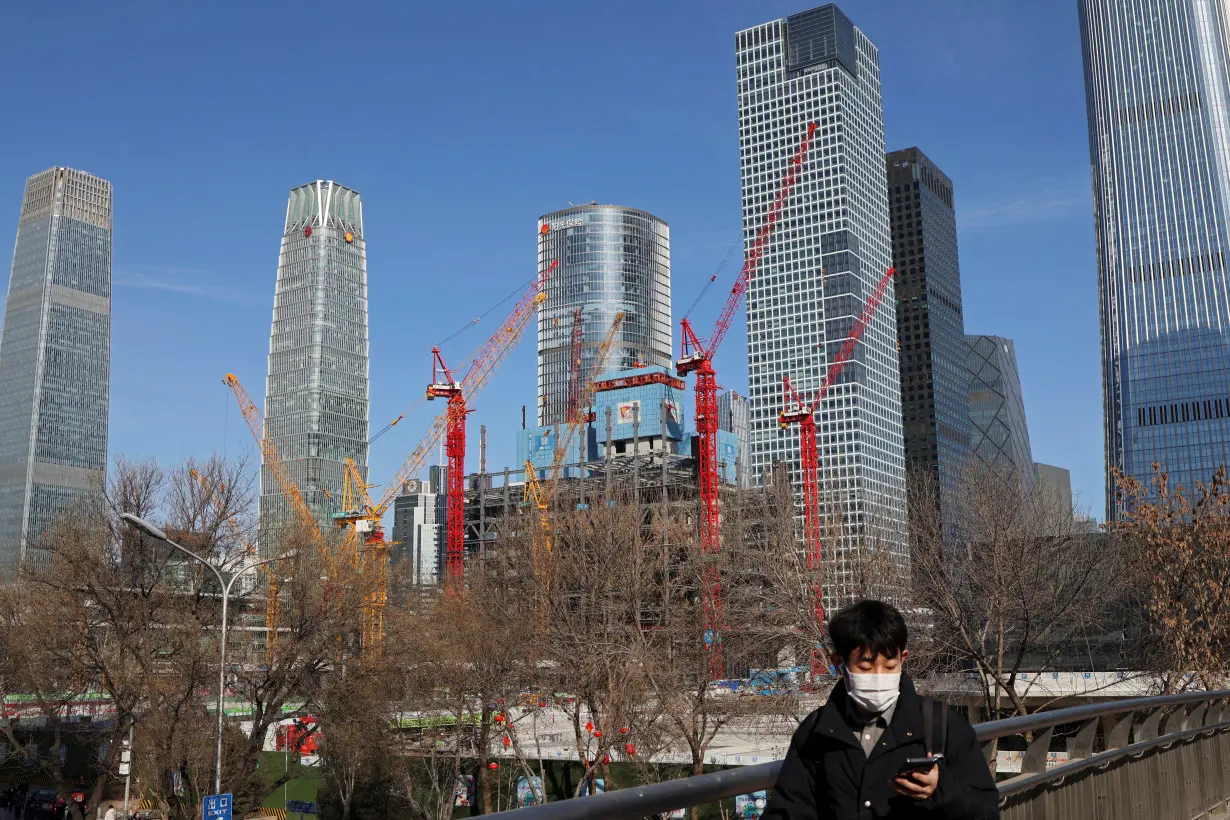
[486,689,1230,820]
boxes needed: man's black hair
[828,599,908,662]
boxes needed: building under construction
[463,366,740,555]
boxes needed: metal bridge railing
[487,690,1230,820]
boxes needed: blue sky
[0,0,1104,517]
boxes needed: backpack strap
[921,696,948,757]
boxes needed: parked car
[23,789,61,820]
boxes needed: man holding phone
[763,600,999,819]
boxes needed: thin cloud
[115,267,252,303]
[959,180,1090,230]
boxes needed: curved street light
[119,512,295,795]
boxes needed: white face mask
[843,666,902,714]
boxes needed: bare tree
[910,459,1124,721]
[1111,464,1230,690]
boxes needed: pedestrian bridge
[488,690,1230,820]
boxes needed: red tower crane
[778,265,897,677]
[425,260,557,592]
[676,123,816,677]
[565,307,584,423]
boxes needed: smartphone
[896,754,943,777]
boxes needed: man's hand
[891,764,938,800]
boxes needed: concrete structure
[737,4,906,608]
[260,181,369,553]
[390,467,445,586]
[717,390,750,486]
[887,148,971,523]
[967,335,1033,483]
[0,168,112,567]
[535,204,671,427]
[1079,0,1230,519]
[518,367,737,484]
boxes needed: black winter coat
[762,675,999,820]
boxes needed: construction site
[218,121,904,677]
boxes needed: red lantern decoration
[625,743,636,756]
[602,755,611,765]
[538,700,547,708]
[593,730,603,738]
[303,226,312,237]
[488,762,499,770]
[503,736,511,747]
[585,721,593,733]
[497,698,505,705]
[494,714,505,724]
[620,727,629,735]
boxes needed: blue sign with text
[203,794,232,820]
[287,801,318,815]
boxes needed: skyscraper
[260,180,369,551]
[0,168,112,568]
[967,335,1033,481]
[1080,0,1230,517]
[738,4,906,607]
[536,204,671,426]
[717,390,750,486]
[390,468,444,586]
[886,148,971,520]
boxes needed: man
[763,600,999,819]
[103,805,117,820]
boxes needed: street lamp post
[119,512,293,796]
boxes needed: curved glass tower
[535,204,671,426]
[260,180,369,551]
[1080,0,1230,517]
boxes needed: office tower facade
[967,335,1034,481]
[1080,0,1230,517]
[886,148,971,520]
[260,180,369,551]
[390,470,443,586]
[738,4,907,606]
[717,390,750,485]
[1033,462,1074,512]
[0,168,112,567]
[536,204,671,426]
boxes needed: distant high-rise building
[717,390,750,486]
[1080,0,1230,518]
[887,148,971,522]
[390,468,444,586]
[737,4,906,607]
[967,335,1033,481]
[536,204,671,426]
[260,181,369,552]
[1033,462,1073,512]
[0,168,112,567]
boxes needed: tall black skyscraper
[887,148,971,520]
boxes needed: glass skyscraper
[737,4,907,608]
[887,148,971,522]
[967,335,1034,481]
[0,167,112,568]
[1080,0,1230,516]
[536,204,671,426]
[260,180,369,551]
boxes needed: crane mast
[675,123,816,678]
[566,307,585,423]
[778,265,897,677]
